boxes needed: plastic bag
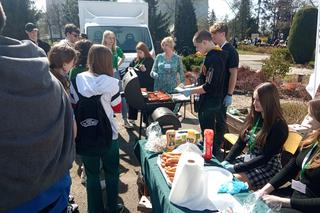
[174,142,202,156]
[145,122,166,153]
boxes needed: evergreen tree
[208,9,216,27]
[174,0,197,56]
[144,0,170,53]
[288,6,317,64]
[61,0,79,27]
[238,0,252,39]
[261,0,294,39]
[1,0,41,40]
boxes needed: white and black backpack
[72,80,113,153]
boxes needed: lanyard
[301,141,319,178]
[248,117,260,153]
[133,58,145,68]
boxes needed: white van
[78,0,155,71]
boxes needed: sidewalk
[239,54,314,76]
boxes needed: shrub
[182,53,204,71]
[235,66,266,92]
[238,44,276,55]
[279,83,312,101]
[261,48,291,80]
[281,102,308,124]
[288,6,318,64]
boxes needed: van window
[87,26,153,53]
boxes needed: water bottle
[203,129,214,161]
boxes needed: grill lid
[122,68,146,110]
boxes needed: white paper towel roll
[169,152,217,211]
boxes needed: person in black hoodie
[127,41,154,124]
[176,30,228,160]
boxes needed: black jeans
[128,104,148,123]
[198,99,226,159]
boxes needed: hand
[152,72,159,79]
[220,160,230,167]
[262,195,290,208]
[174,87,192,97]
[181,88,192,97]
[223,94,232,107]
[254,189,268,198]
[224,163,235,173]
[139,64,146,72]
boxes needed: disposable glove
[220,160,230,167]
[151,72,159,79]
[223,94,232,107]
[174,87,192,97]
[224,163,235,173]
[218,180,249,194]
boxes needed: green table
[134,140,272,213]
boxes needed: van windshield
[87,26,153,53]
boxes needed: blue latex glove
[223,94,232,107]
[218,180,249,194]
[224,163,235,173]
[175,87,192,97]
[220,160,230,167]
[181,88,192,97]
[152,72,159,79]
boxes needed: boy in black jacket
[177,30,228,160]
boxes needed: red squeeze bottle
[203,129,214,161]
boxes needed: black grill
[122,68,181,137]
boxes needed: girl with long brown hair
[257,129,320,212]
[222,82,288,189]
[74,44,124,213]
[127,42,154,124]
[301,98,320,131]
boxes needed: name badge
[164,63,171,69]
[292,179,306,194]
[244,154,252,162]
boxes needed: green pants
[81,140,119,213]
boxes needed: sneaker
[100,180,106,190]
[175,112,182,118]
[115,204,125,213]
[80,169,87,185]
[141,122,147,128]
[123,119,134,129]
[128,119,136,125]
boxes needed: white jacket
[75,71,121,140]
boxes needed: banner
[306,4,320,98]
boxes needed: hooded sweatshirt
[76,71,121,140]
[0,36,74,212]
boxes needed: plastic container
[203,129,214,161]
[166,130,176,151]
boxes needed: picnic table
[134,139,271,213]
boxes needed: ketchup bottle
[203,129,214,161]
